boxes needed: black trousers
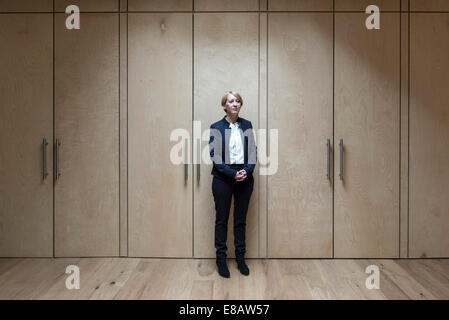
[212,165,254,260]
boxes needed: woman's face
[223,94,242,116]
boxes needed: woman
[209,91,257,278]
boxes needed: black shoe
[216,259,230,278]
[236,258,250,276]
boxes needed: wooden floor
[0,258,448,299]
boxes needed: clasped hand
[234,169,247,182]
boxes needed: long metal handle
[339,139,343,181]
[55,139,61,180]
[184,138,188,181]
[326,139,330,180]
[43,138,48,180]
[197,140,200,182]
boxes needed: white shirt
[228,122,244,164]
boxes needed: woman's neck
[225,114,238,124]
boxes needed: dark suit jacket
[209,116,257,181]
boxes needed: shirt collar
[222,116,241,128]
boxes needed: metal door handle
[43,138,48,180]
[339,139,343,181]
[55,139,61,180]
[184,138,188,181]
[326,139,330,180]
[197,140,200,182]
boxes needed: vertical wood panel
[128,13,193,257]
[119,12,128,257]
[194,13,259,258]
[334,13,400,258]
[54,14,119,257]
[259,12,267,258]
[0,14,53,257]
[267,13,333,258]
[120,0,127,255]
[400,11,409,258]
[410,13,449,258]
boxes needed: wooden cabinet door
[409,13,449,258]
[0,14,53,257]
[127,13,193,257]
[334,13,400,258]
[54,14,119,257]
[267,13,333,258]
[193,13,259,258]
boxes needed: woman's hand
[234,169,247,182]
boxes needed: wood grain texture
[334,13,400,258]
[267,13,333,258]
[128,0,192,11]
[55,0,118,11]
[0,0,52,12]
[268,0,332,11]
[335,0,400,11]
[0,258,448,299]
[54,14,119,257]
[193,13,259,258]
[409,13,449,258]
[0,14,53,257]
[411,0,449,11]
[195,0,259,11]
[127,13,193,257]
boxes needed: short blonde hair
[221,91,243,113]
